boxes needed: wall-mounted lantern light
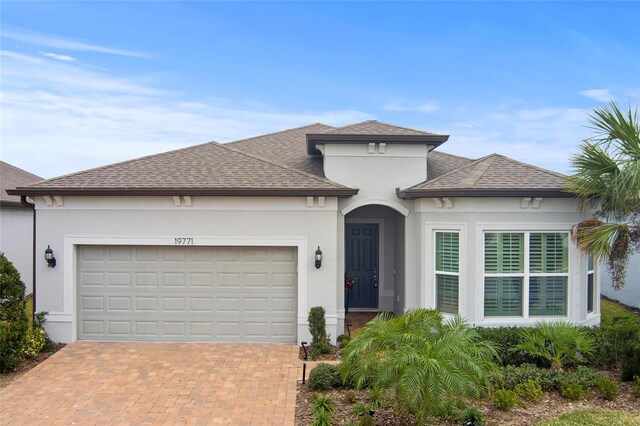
[44,245,56,268]
[314,246,323,269]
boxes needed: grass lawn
[535,409,640,426]
[601,298,639,322]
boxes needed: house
[601,253,640,308]
[8,121,599,344]
[0,161,42,294]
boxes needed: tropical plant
[461,407,486,426]
[568,101,640,289]
[350,402,370,417]
[512,321,595,370]
[310,410,332,426]
[367,387,383,410]
[312,394,336,415]
[340,309,498,421]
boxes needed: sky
[1,1,639,179]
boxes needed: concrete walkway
[0,341,298,425]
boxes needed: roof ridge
[214,141,354,190]
[227,122,335,146]
[463,155,499,187]
[412,153,498,189]
[326,119,437,135]
[491,154,568,178]
[30,140,220,187]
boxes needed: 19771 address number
[174,237,194,245]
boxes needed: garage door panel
[78,246,297,342]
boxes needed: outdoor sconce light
[44,245,56,268]
[314,246,323,269]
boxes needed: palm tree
[568,101,640,289]
[340,309,498,422]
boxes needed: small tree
[308,306,331,358]
[0,252,29,372]
[568,101,640,289]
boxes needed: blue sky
[1,1,638,178]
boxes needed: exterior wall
[416,197,598,326]
[601,252,640,308]
[33,195,340,344]
[0,205,34,294]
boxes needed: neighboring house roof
[306,120,449,155]
[9,141,358,197]
[398,154,569,198]
[0,161,42,206]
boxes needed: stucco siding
[0,205,34,294]
[34,195,340,344]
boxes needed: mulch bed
[0,343,65,389]
[299,344,342,361]
[295,373,640,425]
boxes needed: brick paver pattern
[0,341,298,425]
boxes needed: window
[484,232,569,317]
[435,231,459,314]
[587,256,594,314]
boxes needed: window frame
[587,256,595,314]
[434,231,460,315]
[482,230,570,319]
[426,224,466,316]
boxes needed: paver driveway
[0,341,298,425]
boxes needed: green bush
[340,309,498,422]
[367,387,383,410]
[492,389,518,410]
[309,306,331,358]
[312,394,336,415]
[461,407,486,425]
[489,363,563,391]
[620,336,640,381]
[0,252,29,373]
[22,326,46,358]
[561,381,588,400]
[311,410,332,426]
[476,326,542,366]
[513,321,595,370]
[515,378,544,402]
[594,377,618,401]
[589,318,640,367]
[337,334,351,349]
[308,363,341,391]
[562,366,603,389]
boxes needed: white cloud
[0,50,371,178]
[40,51,76,62]
[381,102,439,114]
[2,27,151,58]
[579,89,612,102]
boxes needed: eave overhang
[396,187,572,199]
[306,133,450,155]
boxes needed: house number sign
[174,237,194,245]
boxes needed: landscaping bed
[0,343,65,389]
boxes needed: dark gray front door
[346,224,379,309]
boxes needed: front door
[346,223,379,309]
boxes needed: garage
[77,245,297,342]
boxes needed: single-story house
[1,161,42,294]
[8,121,600,344]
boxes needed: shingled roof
[9,141,357,197]
[398,154,569,198]
[323,120,438,136]
[1,161,42,206]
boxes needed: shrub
[344,390,357,404]
[337,334,351,349]
[589,317,640,367]
[340,309,498,422]
[475,326,541,366]
[621,336,640,381]
[515,379,544,402]
[561,381,588,400]
[312,394,336,415]
[308,363,341,391]
[22,326,46,358]
[492,389,518,410]
[367,387,383,410]
[512,321,595,370]
[461,407,486,426]
[309,306,331,358]
[594,377,618,401]
[0,252,29,373]
[311,410,332,426]
[489,363,563,391]
[34,311,55,352]
[562,366,604,389]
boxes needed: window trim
[480,226,571,321]
[425,224,466,316]
[587,256,595,314]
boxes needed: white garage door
[77,245,297,342]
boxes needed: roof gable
[399,154,569,198]
[1,161,42,205]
